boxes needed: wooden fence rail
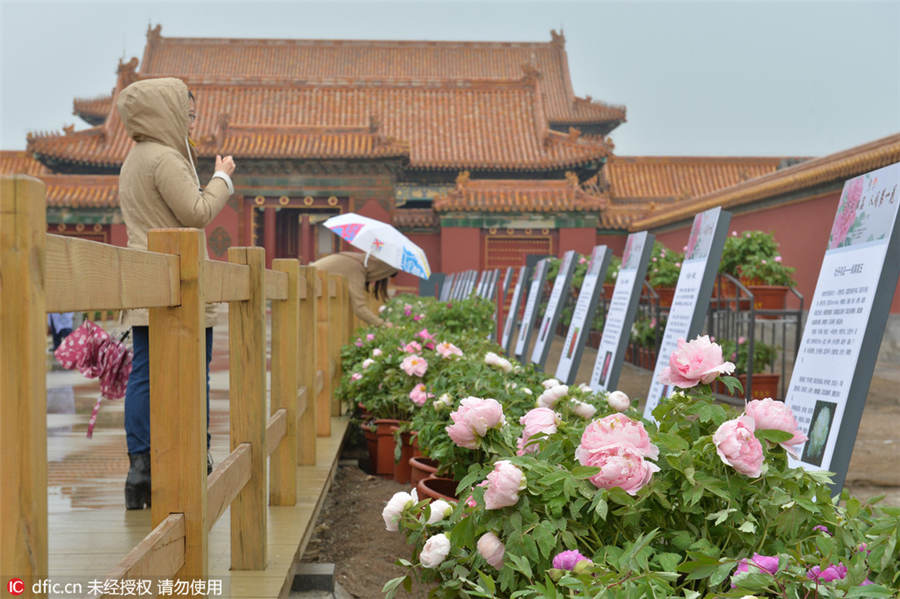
[0,175,355,596]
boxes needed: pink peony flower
[517,408,560,454]
[552,549,591,571]
[658,335,735,388]
[714,416,764,477]
[420,533,451,568]
[435,341,463,359]
[400,355,428,377]
[744,398,808,454]
[576,413,659,461]
[409,383,433,406]
[403,341,423,354]
[577,444,659,495]
[484,460,526,509]
[807,563,847,583]
[477,532,505,569]
[578,256,587,264]
[355,340,363,348]
[738,336,747,345]
[445,397,506,449]
[403,303,413,316]
[731,554,779,588]
[366,333,375,341]
[372,348,383,357]
[351,373,362,381]
[813,524,831,535]
[413,313,423,322]
[774,255,782,263]
[417,328,435,342]
[361,358,375,369]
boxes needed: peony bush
[344,298,899,597]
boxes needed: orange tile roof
[73,93,113,124]
[630,133,900,230]
[140,26,625,128]
[434,172,608,213]
[392,209,439,229]
[217,125,409,160]
[0,150,50,175]
[30,78,611,171]
[42,175,119,208]
[605,155,789,200]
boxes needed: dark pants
[124,326,213,454]
[51,327,72,351]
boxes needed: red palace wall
[596,232,628,255]
[652,192,900,314]
[441,227,482,274]
[558,227,596,256]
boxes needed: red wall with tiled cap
[441,227,481,274]
[651,192,900,314]
[110,223,127,247]
[596,232,628,255]
[558,227,596,257]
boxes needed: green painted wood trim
[46,208,122,225]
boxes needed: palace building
[5,25,806,292]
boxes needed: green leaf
[738,520,757,534]
[381,576,407,598]
[593,496,608,521]
[607,487,635,506]
[708,561,734,587]
[476,570,496,595]
[720,375,742,394]
[507,553,533,579]
[754,428,793,443]
[656,552,682,572]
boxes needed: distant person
[117,77,236,510]
[48,312,74,350]
[312,252,398,326]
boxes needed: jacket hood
[364,255,399,282]
[117,78,192,164]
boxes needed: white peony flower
[420,533,451,568]
[382,491,415,531]
[542,378,561,389]
[571,399,597,419]
[606,390,631,412]
[426,499,453,524]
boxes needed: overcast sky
[1,0,898,157]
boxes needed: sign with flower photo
[644,207,731,418]
[590,231,655,391]
[786,161,900,491]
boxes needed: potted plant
[718,336,780,399]
[602,254,621,300]
[646,242,683,307]
[718,231,796,316]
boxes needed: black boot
[125,452,151,510]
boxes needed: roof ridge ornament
[455,170,470,189]
[147,24,162,42]
[550,29,566,46]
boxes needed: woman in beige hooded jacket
[312,252,398,326]
[117,77,235,509]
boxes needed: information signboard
[590,232,655,391]
[531,250,577,367]
[439,273,455,302]
[502,266,530,354]
[514,259,550,361]
[555,246,611,384]
[644,207,731,418]
[785,163,900,493]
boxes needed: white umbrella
[323,213,432,279]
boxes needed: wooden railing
[0,175,353,593]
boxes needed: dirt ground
[301,336,899,598]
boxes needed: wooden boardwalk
[45,331,348,598]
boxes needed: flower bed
[339,298,900,597]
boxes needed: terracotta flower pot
[741,282,789,319]
[417,476,459,503]
[374,419,405,477]
[393,431,414,484]
[654,286,676,308]
[740,373,781,401]
[409,456,439,486]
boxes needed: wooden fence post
[148,228,208,580]
[0,176,48,590]
[270,259,299,505]
[315,270,332,436]
[298,266,317,464]
[227,247,267,569]
[328,275,342,417]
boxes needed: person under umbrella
[312,252,398,326]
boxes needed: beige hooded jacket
[117,77,233,327]
[312,252,398,326]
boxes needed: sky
[1,0,898,158]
